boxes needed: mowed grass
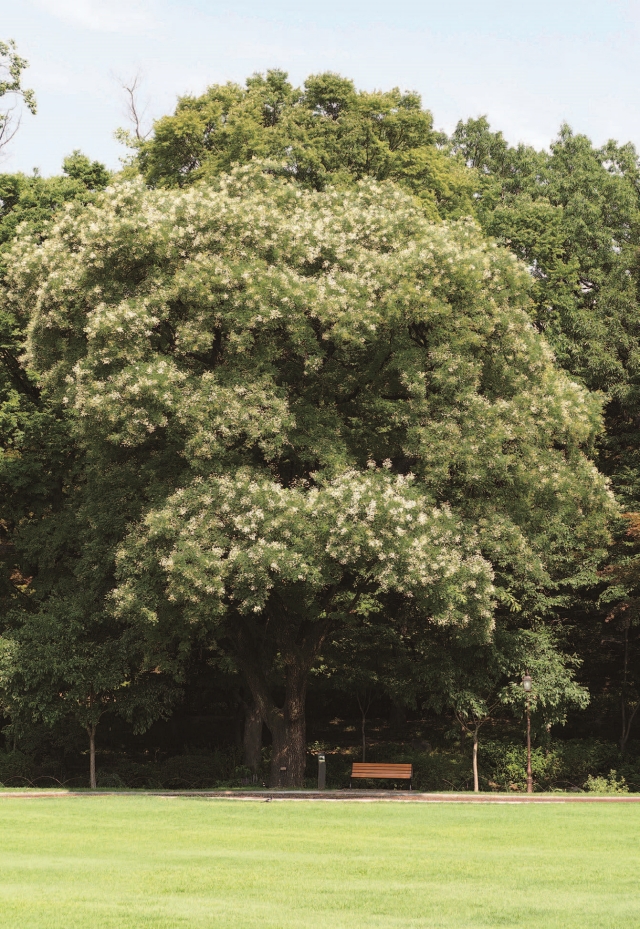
[0,796,638,929]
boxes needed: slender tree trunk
[620,701,639,756]
[526,696,533,794]
[356,694,372,763]
[619,621,638,755]
[621,621,629,754]
[472,728,479,793]
[87,724,97,790]
[243,703,263,778]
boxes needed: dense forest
[2,57,640,792]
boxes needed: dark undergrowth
[1,737,639,793]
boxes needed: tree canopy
[134,70,475,219]
[0,163,612,784]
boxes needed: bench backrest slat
[351,763,412,779]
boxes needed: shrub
[158,751,241,788]
[0,751,35,786]
[480,739,620,791]
[95,770,127,789]
[584,770,629,794]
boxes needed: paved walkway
[1,788,640,802]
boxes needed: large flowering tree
[6,166,612,785]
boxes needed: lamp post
[522,673,533,794]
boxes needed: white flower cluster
[2,165,613,629]
[115,467,495,629]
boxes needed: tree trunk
[238,654,310,787]
[233,615,330,788]
[356,694,372,763]
[620,699,639,756]
[243,703,263,778]
[619,621,638,755]
[87,724,97,790]
[267,665,308,787]
[472,728,479,793]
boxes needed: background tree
[595,512,640,754]
[0,368,179,788]
[407,623,589,792]
[451,118,640,501]
[0,604,178,788]
[451,116,640,746]
[116,73,153,144]
[0,144,112,452]
[0,153,112,668]
[321,617,414,762]
[0,39,36,153]
[133,70,475,219]
[0,152,110,254]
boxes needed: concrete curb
[1,788,640,802]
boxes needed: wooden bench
[350,762,413,790]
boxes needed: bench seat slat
[351,763,412,778]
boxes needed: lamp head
[522,674,533,693]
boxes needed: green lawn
[0,795,637,928]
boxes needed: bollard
[279,765,287,787]
[317,753,326,790]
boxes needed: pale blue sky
[2,0,638,176]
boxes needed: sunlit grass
[0,795,637,928]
